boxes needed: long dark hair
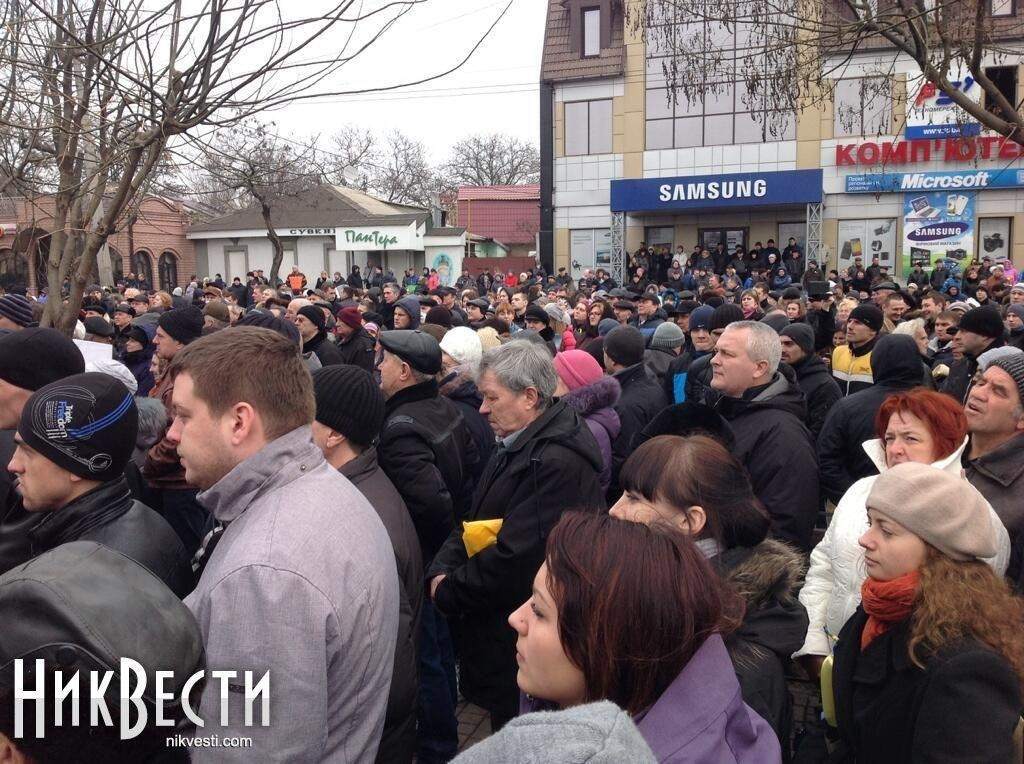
[619,435,770,549]
[545,512,739,715]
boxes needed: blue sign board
[846,168,1024,194]
[905,123,981,140]
[610,169,823,213]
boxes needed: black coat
[0,430,40,575]
[818,335,927,503]
[439,371,495,489]
[610,363,669,495]
[717,540,809,760]
[791,354,842,440]
[711,368,820,551]
[334,327,376,371]
[427,400,604,716]
[378,379,478,564]
[304,330,346,367]
[831,608,1021,763]
[340,448,421,764]
[23,477,193,597]
[941,336,1003,403]
[683,352,716,404]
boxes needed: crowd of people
[0,239,1022,763]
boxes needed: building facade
[188,185,467,285]
[540,0,1024,282]
[455,185,541,259]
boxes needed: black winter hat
[636,402,735,451]
[603,325,645,367]
[18,372,137,482]
[958,305,1004,340]
[157,306,204,345]
[760,312,790,333]
[83,316,115,338]
[424,305,453,328]
[312,366,385,448]
[0,328,85,391]
[849,304,884,333]
[0,293,34,327]
[780,323,815,355]
[126,325,151,348]
[524,303,550,326]
[234,310,301,347]
[709,303,744,332]
[297,304,327,333]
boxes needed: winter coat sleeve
[911,650,1021,763]
[795,513,839,658]
[611,405,646,492]
[817,403,855,504]
[378,425,455,557]
[747,420,819,552]
[806,378,842,441]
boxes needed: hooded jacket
[339,447,422,764]
[790,353,842,440]
[24,476,192,597]
[304,329,346,367]
[561,375,622,492]
[439,369,495,488]
[394,296,422,330]
[798,437,1010,661]
[712,368,820,551]
[717,541,809,756]
[428,399,604,717]
[817,335,924,503]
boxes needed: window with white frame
[565,99,613,156]
[991,0,1014,16]
[833,78,892,137]
[583,7,601,57]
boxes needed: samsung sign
[846,169,1024,194]
[611,170,823,213]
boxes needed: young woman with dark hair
[797,388,1010,676]
[511,512,781,763]
[828,463,1024,762]
[608,435,806,753]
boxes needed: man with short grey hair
[710,321,819,551]
[427,339,604,730]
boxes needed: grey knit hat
[988,352,1024,405]
[650,321,685,351]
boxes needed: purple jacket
[562,376,621,491]
[636,633,780,763]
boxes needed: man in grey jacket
[167,327,399,762]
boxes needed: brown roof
[541,0,624,83]
[187,185,427,234]
[458,185,541,201]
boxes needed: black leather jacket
[27,477,194,597]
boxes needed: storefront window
[838,219,896,273]
[833,78,892,137]
[570,227,612,279]
[979,218,1012,261]
[565,99,613,156]
[699,228,747,255]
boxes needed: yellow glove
[462,519,503,557]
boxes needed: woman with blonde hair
[829,462,1024,761]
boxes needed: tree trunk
[260,199,284,286]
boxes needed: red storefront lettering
[980,136,1001,159]
[835,144,856,165]
[909,140,930,162]
[856,142,880,164]
[945,138,976,161]
[999,139,1020,159]
[881,142,908,163]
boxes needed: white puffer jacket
[794,437,1011,658]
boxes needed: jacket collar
[863,435,968,475]
[612,363,647,386]
[966,431,1024,487]
[850,335,878,357]
[502,399,569,455]
[29,477,134,552]
[197,425,324,524]
[339,445,379,486]
[384,379,439,415]
[304,330,328,351]
[635,634,739,746]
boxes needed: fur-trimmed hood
[561,375,621,418]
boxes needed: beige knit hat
[477,326,502,352]
[866,462,996,561]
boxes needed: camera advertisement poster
[837,219,896,272]
[901,190,976,271]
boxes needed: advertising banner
[905,68,981,139]
[901,191,976,272]
[837,219,896,273]
[846,168,1024,194]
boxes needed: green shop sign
[342,229,400,249]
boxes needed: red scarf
[860,571,919,650]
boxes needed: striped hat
[0,294,34,327]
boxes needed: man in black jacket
[603,325,669,497]
[6,372,191,596]
[780,324,841,439]
[333,307,375,371]
[296,304,345,366]
[708,321,819,551]
[376,329,477,763]
[312,365,422,764]
[940,305,1005,403]
[427,339,604,730]
[817,334,923,503]
[0,328,86,574]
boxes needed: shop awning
[610,169,823,214]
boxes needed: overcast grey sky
[273,0,546,163]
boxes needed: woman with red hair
[795,388,1010,677]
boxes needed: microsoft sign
[846,169,1024,194]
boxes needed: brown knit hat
[866,462,996,561]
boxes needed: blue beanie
[689,305,715,331]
